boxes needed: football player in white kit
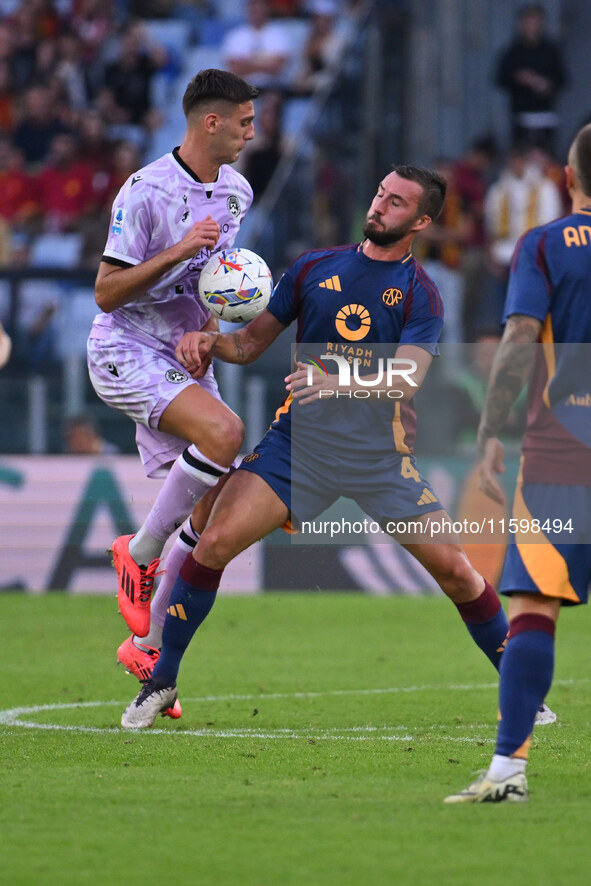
[87,70,258,715]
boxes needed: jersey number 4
[401,456,421,483]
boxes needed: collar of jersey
[172,147,220,185]
[356,242,413,264]
[578,206,591,216]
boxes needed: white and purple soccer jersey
[89,148,253,359]
[87,149,253,477]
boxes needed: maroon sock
[179,554,223,591]
[456,579,501,624]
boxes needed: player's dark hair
[391,164,447,220]
[182,69,259,117]
[570,124,591,196]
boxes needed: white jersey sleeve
[91,151,254,356]
[103,175,155,266]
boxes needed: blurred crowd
[0,0,576,379]
[0,0,359,373]
[415,135,569,345]
[416,2,570,344]
[0,1,165,265]
[0,0,359,264]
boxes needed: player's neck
[571,192,591,213]
[361,237,413,262]
[177,143,220,184]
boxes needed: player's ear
[564,164,576,192]
[203,112,220,134]
[412,214,432,233]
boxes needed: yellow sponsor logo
[319,275,342,291]
[242,452,260,462]
[167,604,187,620]
[382,287,403,306]
[417,488,438,506]
[335,303,371,341]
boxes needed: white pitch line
[179,683,500,703]
[178,676,584,704]
[0,706,494,742]
[0,678,582,738]
[0,702,417,739]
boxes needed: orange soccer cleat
[111,534,163,637]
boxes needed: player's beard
[363,215,418,246]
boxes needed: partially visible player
[445,123,591,803]
[0,321,11,369]
[120,165,519,728]
[87,70,258,659]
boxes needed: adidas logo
[122,566,134,603]
[134,662,153,681]
[167,603,187,620]
[417,488,438,506]
[319,275,341,291]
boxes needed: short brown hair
[391,164,447,220]
[182,69,258,118]
[569,124,591,197]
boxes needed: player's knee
[201,413,245,464]
[196,523,236,571]
[433,553,477,597]
[219,413,245,461]
[225,413,246,450]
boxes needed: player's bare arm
[477,313,542,505]
[286,344,434,405]
[95,215,221,313]
[176,309,286,376]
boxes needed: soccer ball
[198,248,273,323]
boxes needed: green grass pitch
[1,591,590,886]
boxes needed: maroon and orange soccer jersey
[504,210,591,485]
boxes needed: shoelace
[135,682,156,705]
[135,680,173,706]
[137,563,165,605]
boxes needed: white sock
[488,753,527,781]
[129,527,167,567]
[132,634,160,653]
[128,446,226,567]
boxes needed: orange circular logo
[335,304,371,341]
[382,288,403,307]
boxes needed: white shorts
[87,336,223,478]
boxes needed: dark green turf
[1,592,589,885]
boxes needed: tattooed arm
[477,314,542,504]
[176,309,286,374]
